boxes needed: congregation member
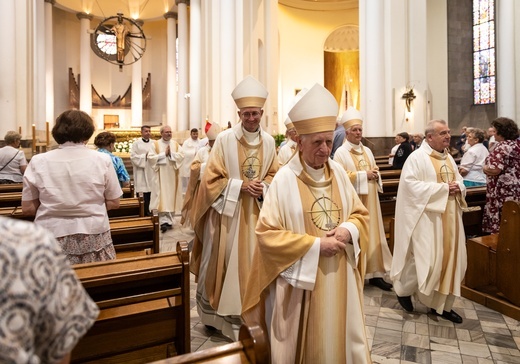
[277,117,298,165]
[412,133,424,150]
[242,84,371,363]
[331,117,346,158]
[130,125,156,215]
[458,128,489,187]
[190,75,278,340]
[482,117,520,234]
[0,217,99,363]
[487,126,496,151]
[392,132,413,169]
[22,109,122,265]
[181,122,221,227]
[391,119,467,324]
[94,131,130,187]
[180,128,202,194]
[334,107,393,291]
[0,130,27,184]
[149,125,184,233]
[388,135,400,165]
[456,126,468,156]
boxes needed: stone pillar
[132,20,144,127]
[44,0,55,124]
[77,12,92,115]
[164,11,178,130]
[360,0,386,137]
[220,0,237,126]
[176,0,189,131]
[0,0,17,134]
[189,0,201,130]
[496,0,516,118]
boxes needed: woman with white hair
[0,131,27,183]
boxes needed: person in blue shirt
[94,131,130,187]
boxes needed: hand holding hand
[320,235,347,257]
[448,181,460,196]
[241,179,264,198]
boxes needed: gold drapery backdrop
[324,50,360,113]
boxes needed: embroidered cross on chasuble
[238,137,263,181]
[349,147,371,172]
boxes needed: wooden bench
[150,324,268,364]
[0,192,24,208]
[71,242,191,363]
[110,209,160,254]
[0,183,23,193]
[462,200,520,320]
[0,197,144,221]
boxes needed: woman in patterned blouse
[482,117,520,234]
[94,131,131,187]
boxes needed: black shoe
[160,223,168,233]
[165,223,173,230]
[430,309,463,324]
[369,277,393,291]
[397,295,414,312]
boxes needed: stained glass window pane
[473,0,495,104]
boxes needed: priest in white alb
[130,125,156,216]
[190,75,278,340]
[148,125,184,233]
[243,84,371,363]
[391,119,467,324]
[334,107,393,291]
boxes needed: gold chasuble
[243,155,371,363]
[334,142,393,280]
[190,122,278,340]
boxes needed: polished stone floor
[161,220,520,363]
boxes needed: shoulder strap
[0,150,21,172]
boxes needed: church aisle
[161,219,520,363]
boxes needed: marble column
[164,11,178,130]
[176,0,189,132]
[496,0,516,118]
[220,0,237,126]
[360,0,385,137]
[77,12,92,115]
[132,20,144,127]
[0,0,17,133]
[44,0,55,124]
[189,0,201,130]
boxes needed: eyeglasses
[241,111,261,119]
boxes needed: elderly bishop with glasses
[190,75,278,340]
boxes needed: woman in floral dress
[482,117,520,234]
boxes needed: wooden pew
[71,242,191,363]
[151,325,268,364]
[122,180,135,198]
[379,169,401,180]
[0,192,24,208]
[110,209,160,254]
[0,196,144,221]
[0,183,22,194]
[462,200,520,320]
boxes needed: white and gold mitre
[341,107,363,130]
[231,75,268,109]
[284,117,295,130]
[288,83,338,135]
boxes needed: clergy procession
[2,69,519,363]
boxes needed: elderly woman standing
[0,131,27,184]
[458,128,489,187]
[94,131,130,187]
[482,117,520,234]
[22,110,122,264]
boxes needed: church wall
[447,0,496,133]
[277,5,358,126]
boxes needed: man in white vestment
[391,119,467,324]
[148,125,184,233]
[277,117,298,165]
[243,84,372,364]
[181,122,221,227]
[334,107,393,291]
[130,125,156,215]
[190,75,278,340]
[180,128,202,195]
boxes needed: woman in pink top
[22,110,122,264]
